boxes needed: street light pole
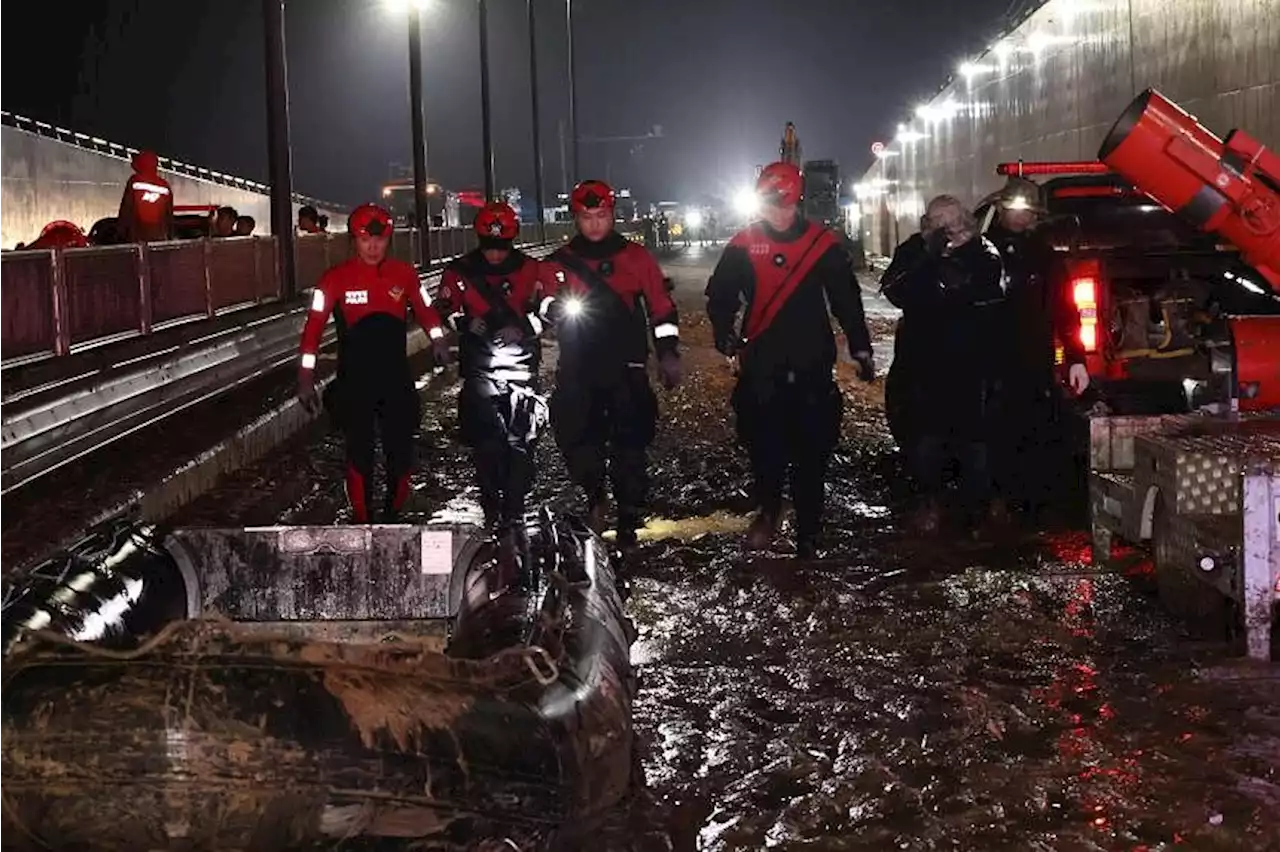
[565,0,579,184]
[262,0,297,298]
[407,4,431,267]
[527,0,547,241]
[478,0,496,200]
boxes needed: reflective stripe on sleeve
[310,289,326,312]
[428,326,445,340]
[132,181,171,195]
[527,314,544,336]
[539,296,556,317]
[300,353,317,370]
[654,322,679,339]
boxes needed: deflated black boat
[1,508,637,850]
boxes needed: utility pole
[527,0,547,240]
[262,0,297,297]
[565,0,579,184]
[479,0,496,200]
[408,4,431,266]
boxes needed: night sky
[3,0,1023,207]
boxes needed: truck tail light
[1070,261,1101,353]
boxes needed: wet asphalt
[17,243,1280,850]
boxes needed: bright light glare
[383,0,432,12]
[563,297,584,318]
[992,40,1014,61]
[959,61,996,78]
[685,210,704,229]
[896,127,927,144]
[733,187,759,218]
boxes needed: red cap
[756,162,803,207]
[474,201,519,240]
[347,203,393,237]
[570,180,616,214]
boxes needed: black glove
[658,353,683,390]
[850,350,875,381]
[714,335,739,358]
[297,371,320,416]
[924,228,949,257]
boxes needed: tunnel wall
[856,0,1280,257]
[1,124,347,249]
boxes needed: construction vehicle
[1003,89,1280,661]
[779,121,802,167]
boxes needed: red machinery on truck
[1039,89,1280,661]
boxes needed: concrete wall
[1,126,346,249]
[856,0,1280,257]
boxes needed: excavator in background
[1068,89,1280,662]
[773,122,866,268]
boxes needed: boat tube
[1,508,638,850]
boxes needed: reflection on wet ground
[173,254,1280,850]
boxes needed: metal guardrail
[0,243,566,495]
[1,224,577,365]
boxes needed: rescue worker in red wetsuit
[706,162,874,558]
[296,203,450,523]
[117,150,174,243]
[435,201,549,542]
[541,179,683,549]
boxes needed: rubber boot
[382,473,412,523]
[910,497,941,536]
[496,523,532,593]
[345,466,372,524]
[586,492,609,535]
[616,508,642,552]
[970,497,1011,541]
[745,510,780,551]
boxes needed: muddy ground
[11,245,1280,850]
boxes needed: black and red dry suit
[542,232,680,543]
[706,217,872,546]
[299,256,446,522]
[436,248,549,530]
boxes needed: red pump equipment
[1100,90,1280,410]
[1098,89,1280,289]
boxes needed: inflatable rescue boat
[1,508,637,850]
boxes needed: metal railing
[0,242,564,495]
[1,111,347,215]
[1,224,576,364]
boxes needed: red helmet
[30,220,89,250]
[347,203,393,238]
[756,162,803,207]
[570,180,616,214]
[474,201,519,240]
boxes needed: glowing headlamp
[1005,195,1032,211]
[563,297,585,318]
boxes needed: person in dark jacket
[541,179,683,550]
[706,161,874,558]
[435,201,549,554]
[881,194,1007,535]
[981,178,1091,520]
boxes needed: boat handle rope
[522,644,560,686]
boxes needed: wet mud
[22,250,1280,849]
